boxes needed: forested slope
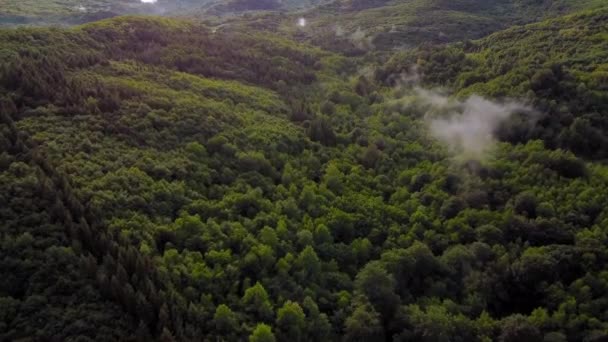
[379,7,608,158]
[1,7,608,342]
[271,0,608,53]
[0,0,147,26]
[0,112,140,340]
[0,0,327,27]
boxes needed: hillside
[379,7,608,158]
[0,0,328,27]
[268,0,608,53]
[0,0,145,26]
[3,0,603,57]
[1,6,608,342]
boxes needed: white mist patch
[358,66,376,80]
[335,25,345,37]
[415,87,450,108]
[141,0,157,3]
[350,27,374,50]
[297,18,307,27]
[423,91,532,158]
[391,67,535,159]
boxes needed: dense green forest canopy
[1,1,608,341]
[379,8,608,158]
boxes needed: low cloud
[335,25,345,37]
[423,92,532,158]
[357,65,376,80]
[393,68,535,159]
[332,25,375,50]
[350,27,374,50]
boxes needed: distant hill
[203,0,333,15]
[3,0,602,51]
[271,0,608,53]
[0,0,330,26]
[0,0,151,26]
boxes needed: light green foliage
[380,8,608,158]
[249,323,276,342]
[1,5,608,342]
[276,301,306,341]
[214,304,238,332]
[344,296,384,342]
[242,282,274,322]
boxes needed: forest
[1,1,608,341]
